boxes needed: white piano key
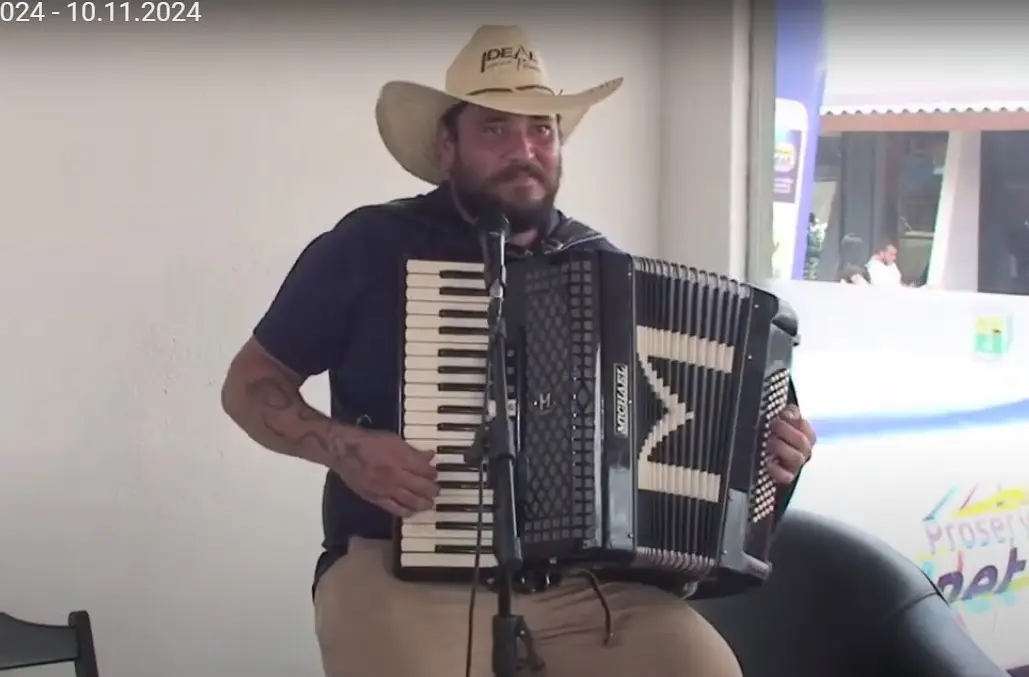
[406,276,484,293]
[404,426,475,443]
[405,410,482,426]
[405,396,483,412]
[407,439,472,454]
[400,537,490,553]
[406,300,487,320]
[406,287,489,306]
[401,524,492,541]
[403,370,485,386]
[431,453,477,467]
[404,510,491,525]
[404,384,483,401]
[405,298,481,313]
[407,260,484,274]
[405,354,487,370]
[433,453,481,467]
[400,552,498,568]
[406,314,488,330]
[437,489,492,503]
[437,470,483,483]
[406,328,487,345]
[404,342,487,357]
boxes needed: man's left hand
[767,404,815,484]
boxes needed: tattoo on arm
[245,376,297,412]
[241,367,362,468]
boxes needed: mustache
[492,163,548,185]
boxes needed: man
[221,25,816,677]
[865,239,903,286]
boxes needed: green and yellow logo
[974,315,1013,359]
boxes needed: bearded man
[220,24,815,677]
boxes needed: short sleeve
[253,212,373,378]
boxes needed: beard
[449,157,561,235]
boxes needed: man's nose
[506,129,537,159]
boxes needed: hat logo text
[480,45,539,73]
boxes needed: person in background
[839,264,869,284]
[836,233,869,284]
[865,239,903,286]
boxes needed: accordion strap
[538,217,605,253]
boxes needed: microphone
[478,209,510,292]
[478,207,512,238]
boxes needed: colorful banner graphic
[919,486,1029,621]
[772,0,827,280]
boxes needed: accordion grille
[519,258,598,545]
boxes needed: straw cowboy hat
[375,24,624,185]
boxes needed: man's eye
[534,124,554,136]
[483,125,505,136]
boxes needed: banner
[772,0,827,280]
[771,280,1029,671]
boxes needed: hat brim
[375,77,623,185]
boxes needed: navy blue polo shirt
[251,186,619,590]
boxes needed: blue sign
[773,0,827,280]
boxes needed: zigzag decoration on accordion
[636,326,725,504]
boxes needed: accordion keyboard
[398,259,498,571]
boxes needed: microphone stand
[468,221,544,677]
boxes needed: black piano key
[438,383,486,393]
[434,503,492,513]
[440,308,488,319]
[439,269,484,280]
[436,463,480,472]
[436,445,470,454]
[439,326,488,336]
[436,544,487,554]
[439,348,488,359]
[438,422,480,433]
[435,522,482,531]
[438,365,487,375]
[439,286,487,297]
[439,405,483,415]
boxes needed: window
[804,131,947,286]
[980,131,1029,295]
[891,132,947,284]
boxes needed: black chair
[0,610,99,676]
[692,510,1008,677]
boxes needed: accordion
[393,248,797,590]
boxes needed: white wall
[0,5,761,677]
[823,0,1029,112]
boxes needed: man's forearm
[222,362,361,471]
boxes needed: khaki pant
[314,538,742,677]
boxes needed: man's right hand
[333,428,439,518]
